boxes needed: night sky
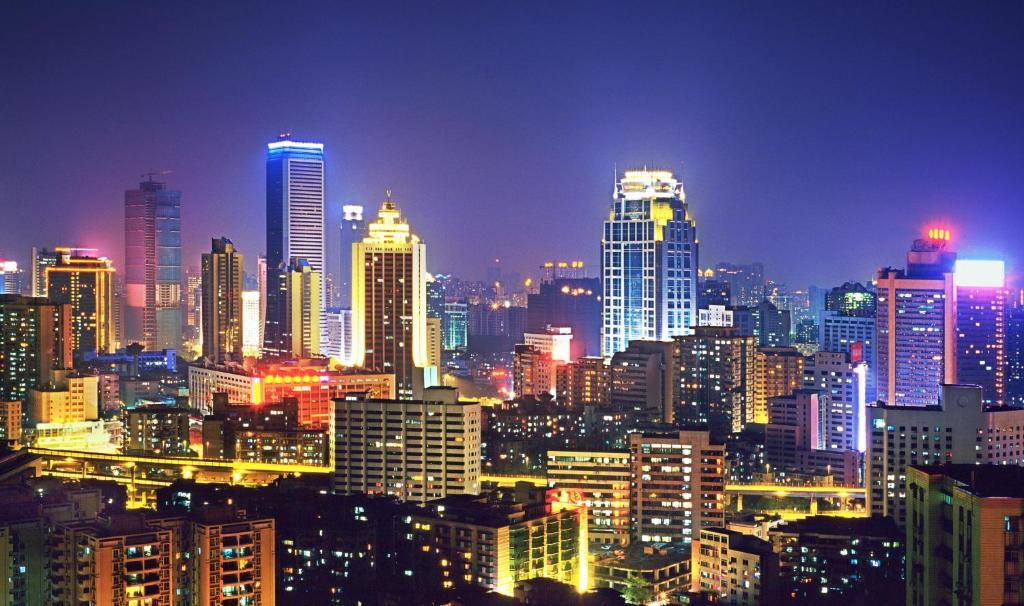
[2,1,1023,289]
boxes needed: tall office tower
[1008,302,1024,406]
[31,247,61,296]
[754,346,804,426]
[803,351,861,451]
[257,254,267,349]
[555,356,610,406]
[629,430,725,545]
[0,260,22,294]
[906,464,1024,606]
[45,250,115,356]
[609,340,676,423]
[866,384,1024,525]
[124,176,182,351]
[201,237,244,364]
[323,308,352,363]
[0,295,71,403]
[754,299,791,347]
[241,290,261,357]
[820,284,877,404]
[332,387,480,503]
[184,268,202,328]
[601,169,698,357]
[954,259,1006,405]
[546,449,631,546]
[352,194,427,397]
[283,257,321,358]
[825,281,875,316]
[527,277,602,359]
[675,326,757,433]
[876,231,957,406]
[339,204,364,309]
[264,138,325,357]
[442,301,468,350]
[714,262,765,307]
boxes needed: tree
[620,575,655,605]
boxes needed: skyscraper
[45,250,115,356]
[241,290,261,357]
[339,204,364,309]
[0,261,22,294]
[875,231,957,406]
[201,237,244,363]
[601,169,698,357]
[284,257,321,358]
[1007,299,1024,407]
[351,193,427,397]
[264,138,325,357]
[527,277,601,359]
[820,280,877,403]
[954,259,1006,406]
[124,176,182,351]
[0,295,72,403]
[31,247,61,297]
[713,262,765,307]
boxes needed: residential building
[546,450,630,546]
[125,404,192,456]
[954,259,1007,405]
[201,237,244,363]
[0,294,71,403]
[592,543,690,604]
[753,347,804,428]
[45,250,115,355]
[609,340,676,423]
[696,528,779,605]
[203,396,328,466]
[27,370,99,424]
[713,263,765,307]
[674,326,757,433]
[555,356,609,406]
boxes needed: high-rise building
[674,326,757,433]
[602,169,698,357]
[45,249,115,355]
[754,299,791,347]
[283,257,321,358]
[513,344,556,397]
[954,259,1006,405]
[125,177,182,351]
[257,254,267,350]
[264,138,325,357]
[442,301,468,350]
[753,347,804,427]
[332,387,480,503]
[714,262,765,307]
[696,528,779,604]
[819,311,876,404]
[697,272,731,309]
[540,260,586,281]
[555,356,610,406]
[609,340,676,423]
[351,194,427,397]
[629,430,725,545]
[0,260,22,294]
[203,397,329,466]
[876,231,957,406]
[0,294,72,403]
[1008,300,1024,406]
[906,464,1024,606]
[28,370,99,423]
[125,404,192,456]
[241,290,260,357]
[201,237,244,364]
[527,278,601,359]
[31,246,61,297]
[802,351,861,451]
[184,268,203,329]
[866,383,1024,524]
[322,307,352,363]
[825,281,875,317]
[546,449,630,546]
[339,204,364,310]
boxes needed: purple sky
[2,1,1023,289]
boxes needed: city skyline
[3,2,1023,289]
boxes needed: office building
[283,257,321,358]
[188,359,395,425]
[546,449,630,545]
[241,290,261,357]
[802,351,860,452]
[339,203,364,309]
[555,356,610,406]
[696,528,779,605]
[185,268,203,329]
[629,430,725,545]
[201,237,244,363]
[0,260,22,295]
[513,344,556,398]
[764,389,861,485]
[609,340,676,423]
[906,464,1024,606]
[124,177,182,351]
[876,231,957,406]
[954,259,1006,405]
[351,194,427,397]
[819,310,876,404]
[45,249,115,355]
[866,383,1024,523]
[442,301,468,350]
[753,300,790,347]
[602,169,698,356]
[332,387,480,503]
[675,326,757,433]
[0,294,72,403]
[203,397,329,466]
[527,278,601,359]
[264,138,325,357]
[753,347,804,428]
[1008,301,1024,406]
[426,316,442,369]
[125,404,192,456]
[825,281,875,317]
[698,273,732,309]
[769,516,903,605]
[540,260,586,281]
[714,262,765,307]
[322,307,352,363]
[409,489,584,596]
[31,246,62,297]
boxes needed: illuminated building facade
[546,450,630,546]
[609,340,676,423]
[45,250,115,355]
[126,404,192,456]
[351,194,427,397]
[0,294,72,403]
[0,260,21,294]
[241,290,261,357]
[555,356,609,406]
[332,387,480,503]
[696,528,779,604]
[201,237,244,363]
[802,351,860,451]
[442,301,468,350]
[322,307,352,363]
[629,430,725,545]
[187,360,395,425]
[1009,301,1024,406]
[593,543,690,603]
[526,278,601,359]
[954,259,1006,406]
[339,204,364,309]
[866,384,1024,524]
[203,397,329,466]
[825,281,876,317]
[28,370,99,424]
[876,232,957,406]
[512,344,555,397]
[819,311,876,404]
[674,326,757,433]
[283,257,321,358]
[31,247,61,297]
[409,490,584,595]
[753,347,804,427]
[906,464,1024,606]
[426,316,442,369]
[264,139,325,357]
[602,169,698,357]
[540,260,586,281]
[125,177,182,351]
[1,400,21,443]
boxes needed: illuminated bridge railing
[26,447,333,475]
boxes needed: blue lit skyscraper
[601,169,697,357]
[263,138,325,357]
[955,259,1007,406]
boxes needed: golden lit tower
[45,248,115,355]
[352,192,427,397]
[201,237,244,363]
